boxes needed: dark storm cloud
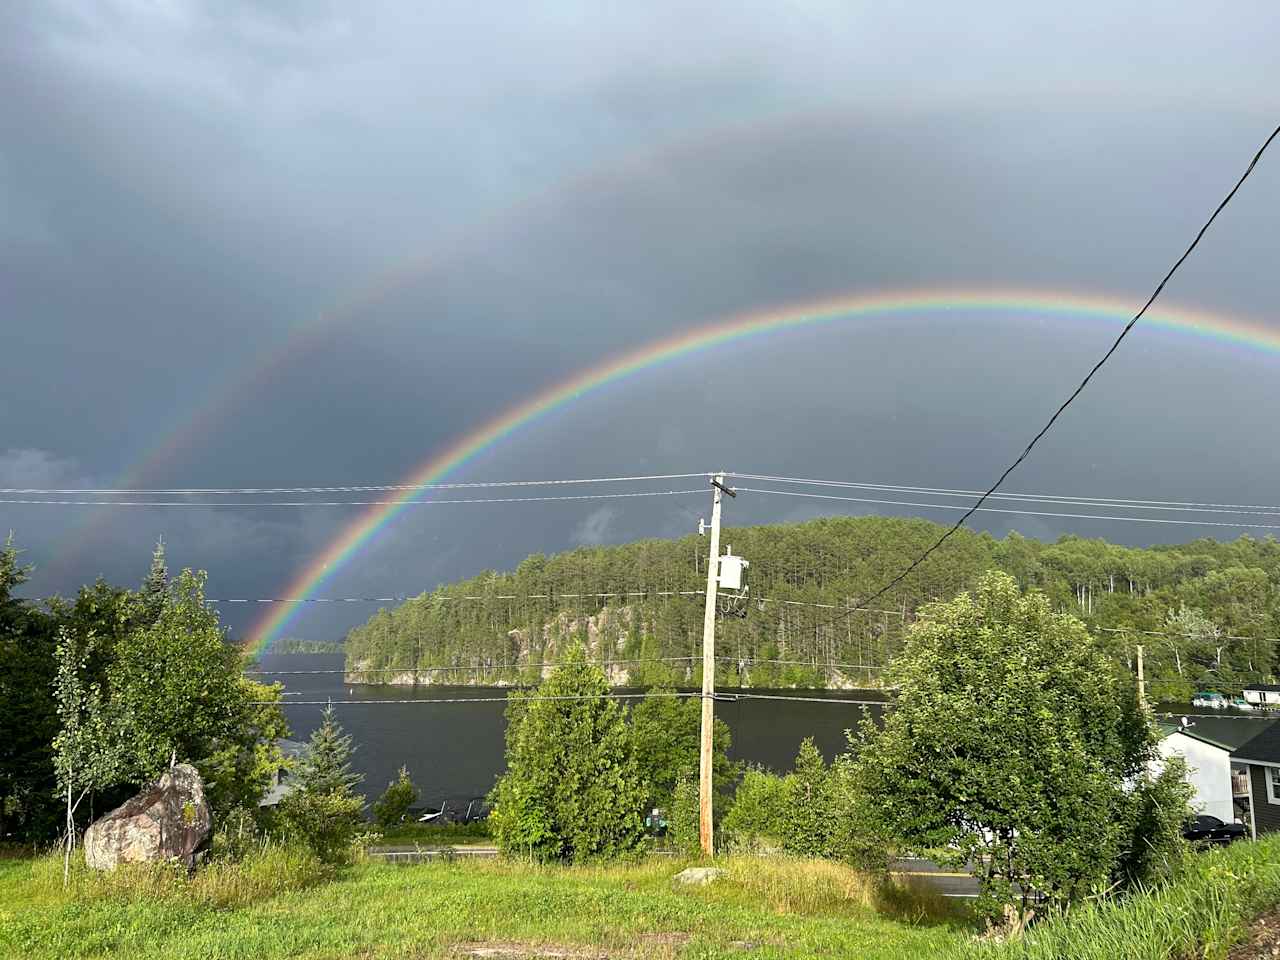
[4,1,1280,640]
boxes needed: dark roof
[1165,717,1276,752]
[1244,683,1280,693]
[1232,722,1280,763]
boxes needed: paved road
[367,846,979,898]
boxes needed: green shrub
[667,776,701,855]
[279,789,367,865]
[372,766,419,828]
[721,766,789,850]
[489,643,648,862]
[781,738,830,857]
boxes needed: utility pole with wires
[698,471,735,855]
[1136,644,1146,708]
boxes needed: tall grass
[973,835,1280,960]
[696,856,960,926]
[23,839,332,910]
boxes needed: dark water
[258,654,1278,811]
[257,653,888,810]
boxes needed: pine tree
[295,703,364,795]
[280,703,366,862]
[141,538,168,619]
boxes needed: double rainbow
[243,288,1279,657]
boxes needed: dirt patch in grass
[453,942,614,959]
[451,933,695,959]
[1226,907,1280,959]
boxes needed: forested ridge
[343,516,1280,695]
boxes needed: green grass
[6,836,1280,959]
[973,834,1280,960]
[0,851,965,959]
[375,820,492,845]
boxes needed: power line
[738,487,1280,532]
[253,691,889,707]
[246,655,887,676]
[810,121,1280,627]
[729,473,1280,517]
[0,488,706,508]
[0,472,711,496]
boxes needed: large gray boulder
[84,763,212,871]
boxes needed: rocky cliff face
[346,605,648,686]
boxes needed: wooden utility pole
[1136,644,1146,707]
[699,472,733,855]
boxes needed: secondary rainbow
[244,288,1279,656]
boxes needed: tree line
[344,516,1280,698]
[0,536,287,849]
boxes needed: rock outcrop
[84,763,212,871]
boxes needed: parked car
[1182,814,1247,845]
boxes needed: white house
[1152,721,1264,826]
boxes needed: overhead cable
[738,487,1280,532]
[729,473,1280,517]
[252,691,888,707]
[0,473,710,496]
[0,488,706,508]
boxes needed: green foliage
[781,738,830,857]
[292,704,363,796]
[721,766,790,850]
[825,750,892,872]
[0,535,61,841]
[272,638,344,655]
[344,518,1280,698]
[489,644,648,861]
[971,832,1280,960]
[3,538,291,843]
[666,775,701,855]
[101,569,290,815]
[853,571,1174,923]
[1111,756,1193,889]
[52,627,124,881]
[279,705,366,864]
[278,789,367,865]
[140,538,168,619]
[371,766,419,828]
[628,689,736,816]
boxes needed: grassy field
[1,852,965,960]
[5,836,1280,959]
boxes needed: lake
[256,653,1277,813]
[255,653,889,811]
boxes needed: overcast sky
[3,1,1279,642]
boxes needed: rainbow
[243,288,1278,656]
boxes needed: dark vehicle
[1183,814,1247,845]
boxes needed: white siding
[1152,732,1234,822]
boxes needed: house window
[1266,767,1280,805]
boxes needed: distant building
[1242,683,1280,708]
[1154,721,1261,827]
[1232,723,1280,838]
[259,739,308,807]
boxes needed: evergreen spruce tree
[489,643,647,861]
[141,538,168,619]
[281,703,366,862]
[295,703,364,795]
